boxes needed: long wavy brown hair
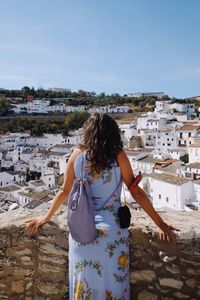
[80,113,123,172]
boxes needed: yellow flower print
[75,281,84,300]
[118,252,129,268]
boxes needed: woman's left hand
[158,222,180,243]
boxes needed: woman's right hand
[24,215,49,235]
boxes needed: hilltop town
[0,89,200,214]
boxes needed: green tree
[180,154,189,164]
[0,99,10,116]
[64,111,90,130]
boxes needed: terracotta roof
[176,125,200,132]
[139,155,163,163]
[48,152,67,157]
[153,159,177,169]
[54,144,74,148]
[187,144,200,148]
[0,185,21,192]
[186,162,200,169]
[146,173,190,185]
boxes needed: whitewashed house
[47,152,69,174]
[1,158,13,169]
[28,134,66,148]
[41,170,55,188]
[0,171,26,186]
[194,181,200,210]
[28,180,46,192]
[137,112,171,134]
[65,105,86,113]
[126,150,149,173]
[11,104,27,114]
[88,106,130,114]
[139,130,157,148]
[155,130,178,156]
[188,144,200,163]
[20,150,33,164]
[168,149,187,160]
[185,162,200,180]
[170,103,195,116]
[144,173,194,211]
[155,101,171,113]
[52,144,74,153]
[0,172,15,186]
[176,124,200,147]
[67,129,83,145]
[14,160,29,173]
[0,184,21,199]
[27,100,50,114]
[47,103,65,113]
[119,123,137,149]
[29,151,47,172]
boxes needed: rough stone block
[159,278,183,289]
[11,280,24,294]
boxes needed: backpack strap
[96,166,122,211]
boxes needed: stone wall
[0,205,200,300]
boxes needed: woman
[25,113,177,300]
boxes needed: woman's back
[69,151,130,300]
[74,151,122,211]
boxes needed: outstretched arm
[24,148,81,234]
[117,149,178,242]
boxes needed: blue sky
[0,0,200,98]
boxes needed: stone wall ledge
[0,206,200,300]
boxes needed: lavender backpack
[67,153,97,243]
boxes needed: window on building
[159,194,161,199]
[188,133,191,137]
[166,197,169,202]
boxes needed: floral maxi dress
[69,152,130,300]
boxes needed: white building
[188,144,200,164]
[127,92,164,98]
[168,149,187,160]
[137,112,170,132]
[65,105,86,113]
[144,173,194,211]
[119,123,137,149]
[170,103,195,116]
[41,170,55,188]
[185,162,200,180]
[194,181,200,210]
[155,130,178,155]
[0,171,26,186]
[88,106,130,114]
[176,124,200,147]
[155,101,171,112]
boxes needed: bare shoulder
[68,148,83,163]
[117,149,134,188]
[117,149,129,164]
